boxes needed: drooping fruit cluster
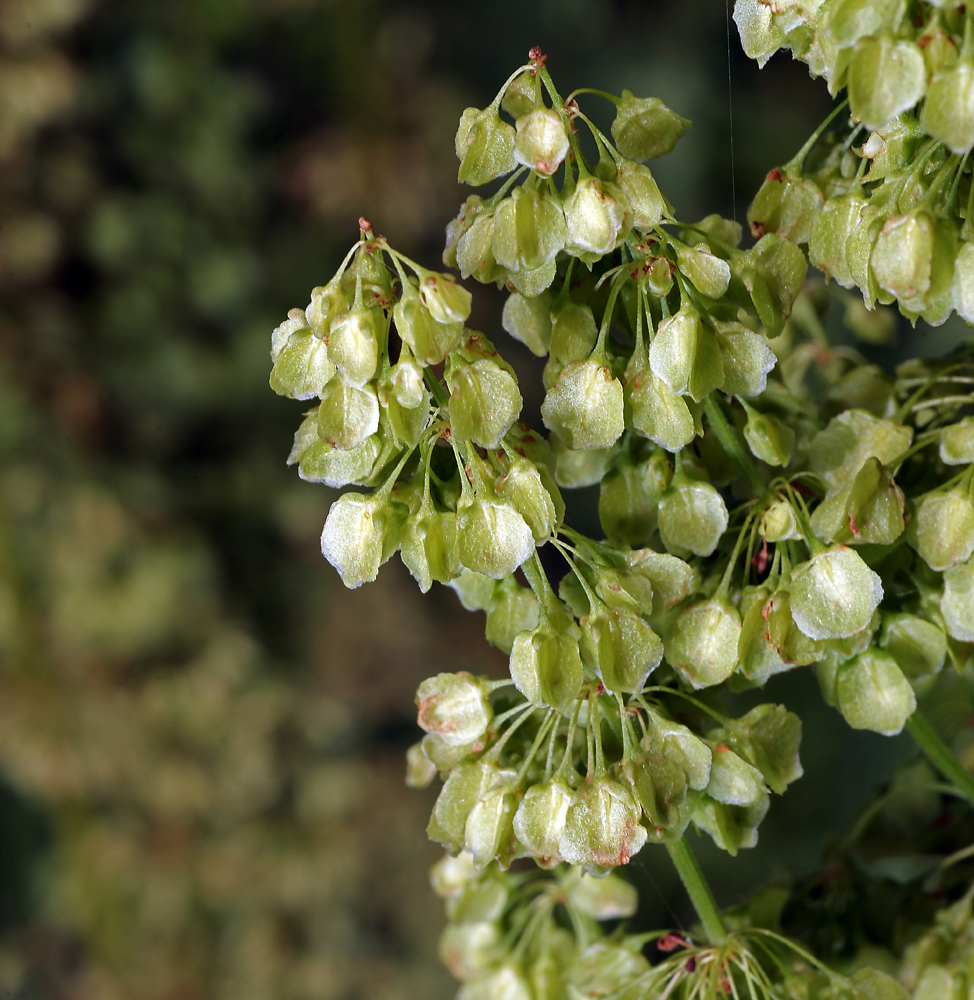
[271,48,974,1000]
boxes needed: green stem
[665,839,727,945]
[703,394,762,493]
[907,711,974,803]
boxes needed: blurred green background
[1,1,966,997]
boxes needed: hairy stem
[907,710,974,803]
[666,839,727,945]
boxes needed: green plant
[272,12,974,999]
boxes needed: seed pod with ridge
[809,187,870,288]
[484,576,540,654]
[658,465,729,558]
[674,241,732,299]
[464,771,521,869]
[747,166,824,244]
[921,55,974,153]
[400,497,461,593]
[741,400,795,467]
[447,354,523,449]
[501,290,552,357]
[616,160,667,230]
[317,377,380,451]
[579,603,664,694]
[599,450,672,547]
[513,107,570,176]
[455,105,517,187]
[809,456,906,546]
[512,777,575,866]
[836,649,916,735]
[457,488,535,580]
[630,370,696,453]
[560,776,648,867]
[320,490,408,588]
[492,187,567,273]
[495,451,562,543]
[509,601,583,709]
[664,598,742,689]
[416,672,494,746]
[880,613,947,681]
[269,312,336,400]
[907,486,974,571]
[563,176,633,257]
[712,322,777,397]
[549,299,599,365]
[419,269,473,325]
[847,35,926,130]
[610,90,691,161]
[394,285,464,366]
[541,359,625,450]
[649,302,724,402]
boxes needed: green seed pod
[566,871,638,920]
[762,499,800,542]
[630,370,695,452]
[908,487,974,571]
[824,0,906,49]
[658,476,728,558]
[616,160,667,230]
[675,242,732,299]
[416,672,494,746]
[448,567,499,613]
[560,776,648,867]
[269,315,336,400]
[747,168,825,244]
[305,279,352,339]
[649,303,724,402]
[742,402,795,467]
[495,452,560,543]
[598,450,672,546]
[319,490,406,589]
[458,492,535,580]
[406,741,437,789]
[492,187,567,272]
[394,287,464,366]
[327,305,384,388]
[611,90,691,161]
[836,649,916,735]
[563,177,633,256]
[952,242,974,323]
[870,209,953,313]
[809,189,870,288]
[942,557,974,641]
[568,943,651,1000]
[579,606,664,694]
[733,233,809,336]
[644,255,675,298]
[460,965,533,1000]
[317,377,380,451]
[420,270,473,325]
[848,35,926,130]
[428,761,493,852]
[718,704,803,795]
[880,613,947,681]
[509,258,558,298]
[439,922,501,981]
[622,750,694,837]
[739,590,791,684]
[541,360,625,450]
[501,290,552,357]
[646,711,713,790]
[705,745,767,808]
[809,409,913,491]
[457,212,504,283]
[380,377,429,451]
[455,106,517,186]
[447,873,509,923]
[513,107,569,176]
[512,777,574,867]
[766,589,827,666]
[447,357,523,448]
[664,598,742,689]
[400,502,461,593]
[712,322,777,397]
[787,545,883,640]
[732,0,794,68]
[501,70,537,120]
[921,58,974,153]
[550,300,599,365]
[291,414,390,488]
[809,456,906,546]
[940,416,974,465]
[509,604,583,709]
[443,196,487,270]
[622,548,693,617]
[484,576,540,653]
[465,775,520,869]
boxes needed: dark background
[0,1,963,997]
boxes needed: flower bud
[447,357,523,448]
[762,500,800,543]
[809,409,913,491]
[920,58,974,153]
[317,377,380,451]
[880,614,946,681]
[664,599,742,688]
[742,403,795,467]
[598,450,672,546]
[513,107,569,176]
[485,589,540,661]
[836,649,916,735]
[942,557,974,642]
[787,545,883,641]
[630,370,695,452]
[512,777,574,866]
[940,416,974,465]
[907,487,974,571]
[458,493,535,579]
[509,605,583,709]
[501,290,552,357]
[712,323,777,397]
[675,242,732,299]
[420,270,473,325]
[809,456,906,546]
[320,490,406,588]
[610,90,691,161]
[847,35,926,130]
[269,316,336,400]
[579,606,664,694]
[492,187,567,272]
[658,477,729,558]
[394,287,464,366]
[616,160,667,230]
[541,360,625,451]
[563,177,633,256]
[748,167,825,244]
[649,303,724,402]
[549,300,598,365]
[560,777,648,867]
[455,106,517,186]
